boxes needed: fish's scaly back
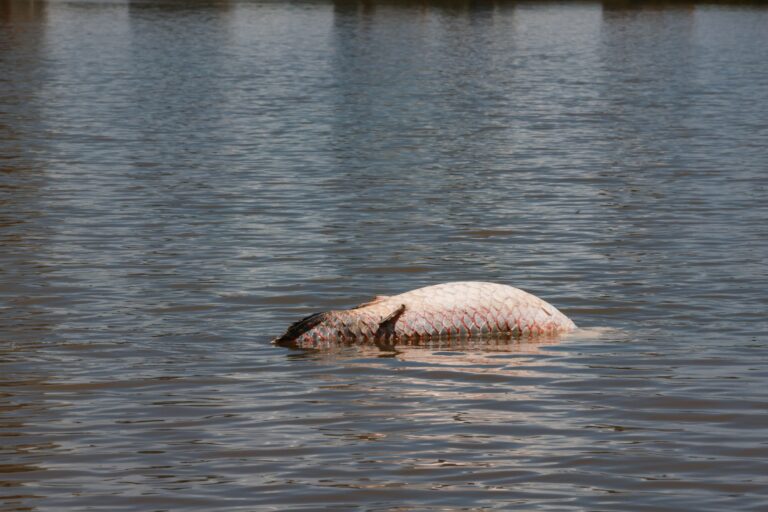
[273,282,576,348]
[354,282,575,339]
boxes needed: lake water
[1,0,767,510]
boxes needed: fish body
[273,282,576,349]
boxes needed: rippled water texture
[1,0,767,510]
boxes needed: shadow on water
[331,0,768,9]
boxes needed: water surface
[1,0,767,510]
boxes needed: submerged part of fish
[272,282,576,349]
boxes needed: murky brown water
[2,0,767,510]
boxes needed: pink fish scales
[273,282,576,349]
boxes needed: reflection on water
[1,0,768,510]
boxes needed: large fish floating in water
[273,281,576,349]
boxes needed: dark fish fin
[380,304,406,325]
[272,311,328,346]
[374,304,406,350]
[352,295,391,309]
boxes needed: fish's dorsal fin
[375,303,405,336]
[380,303,405,325]
[374,304,406,350]
[352,295,391,309]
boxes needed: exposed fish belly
[273,281,576,349]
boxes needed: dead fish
[272,281,576,349]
